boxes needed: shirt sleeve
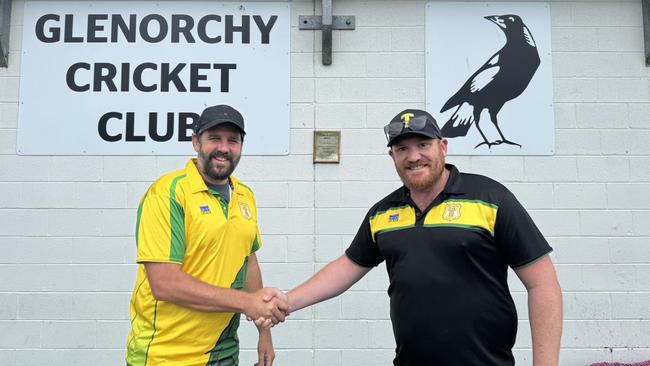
[251,226,262,254]
[135,187,186,264]
[250,193,262,254]
[494,190,552,269]
[345,212,384,268]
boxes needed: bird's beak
[485,15,506,29]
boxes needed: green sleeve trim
[511,249,553,270]
[136,258,184,265]
[251,236,260,253]
[231,256,249,290]
[169,175,187,263]
[345,251,379,268]
[135,198,145,249]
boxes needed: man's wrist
[286,291,297,313]
[238,290,254,317]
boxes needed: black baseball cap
[194,104,246,135]
[384,109,442,146]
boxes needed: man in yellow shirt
[126,104,287,366]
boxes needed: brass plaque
[313,131,340,163]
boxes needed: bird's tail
[441,104,474,138]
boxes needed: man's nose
[214,140,229,153]
[406,148,420,162]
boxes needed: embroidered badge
[442,203,461,221]
[239,202,252,220]
[388,214,400,222]
[200,205,211,214]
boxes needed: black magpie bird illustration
[440,14,540,149]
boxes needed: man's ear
[192,133,200,153]
[440,139,448,157]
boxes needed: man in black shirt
[262,109,562,365]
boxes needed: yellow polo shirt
[126,159,261,366]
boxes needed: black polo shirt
[345,164,552,366]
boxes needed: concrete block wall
[1,0,649,365]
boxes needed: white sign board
[426,2,554,155]
[18,1,289,155]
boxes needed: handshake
[244,287,291,329]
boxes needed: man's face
[389,135,448,192]
[192,123,243,185]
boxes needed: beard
[396,158,445,192]
[199,150,240,182]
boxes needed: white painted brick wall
[2,0,649,365]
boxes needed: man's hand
[255,328,275,366]
[244,288,289,327]
[247,289,291,329]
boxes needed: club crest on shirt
[442,203,461,221]
[199,205,211,214]
[239,202,252,220]
[388,214,400,222]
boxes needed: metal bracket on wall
[641,0,650,66]
[299,0,355,65]
[0,0,12,67]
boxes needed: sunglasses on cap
[383,115,430,143]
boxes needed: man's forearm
[288,255,371,312]
[145,262,253,313]
[244,253,263,293]
[528,283,563,366]
[144,262,287,323]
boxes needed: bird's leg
[473,113,495,149]
[490,111,521,148]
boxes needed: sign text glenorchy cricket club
[34,13,278,142]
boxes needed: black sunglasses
[383,115,430,143]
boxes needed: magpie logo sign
[425,2,554,156]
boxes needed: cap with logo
[384,109,442,147]
[194,104,246,135]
